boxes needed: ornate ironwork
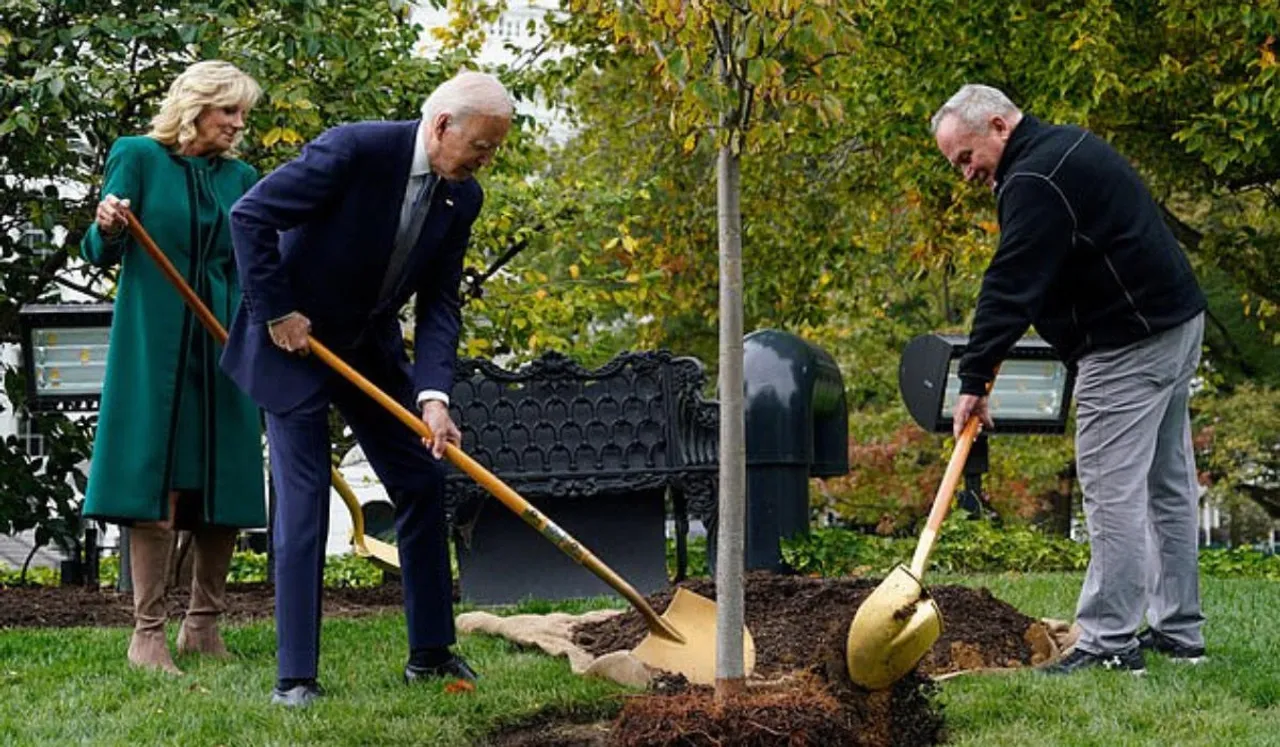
[443,350,719,540]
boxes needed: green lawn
[1,575,1278,746]
[935,573,1280,747]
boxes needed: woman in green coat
[83,60,267,675]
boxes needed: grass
[1,575,1278,745]
[934,573,1280,747]
[0,599,627,747]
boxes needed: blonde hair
[147,61,261,157]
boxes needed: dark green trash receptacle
[709,329,849,572]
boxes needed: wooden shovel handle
[909,416,981,578]
[306,337,684,642]
[123,212,371,550]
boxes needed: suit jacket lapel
[377,179,459,312]
[378,122,420,257]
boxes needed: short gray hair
[420,71,514,128]
[930,84,1021,135]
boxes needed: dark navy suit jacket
[222,121,480,414]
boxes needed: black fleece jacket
[957,115,1206,396]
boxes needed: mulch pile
[486,572,1051,747]
[0,582,406,629]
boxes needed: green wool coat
[81,136,266,528]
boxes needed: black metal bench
[442,350,719,604]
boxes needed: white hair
[420,71,515,128]
[147,60,261,157]
[930,84,1021,135]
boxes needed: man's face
[935,114,1014,190]
[427,112,511,181]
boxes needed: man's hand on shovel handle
[952,393,994,439]
[421,400,461,459]
[268,313,312,356]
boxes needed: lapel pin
[445,197,454,207]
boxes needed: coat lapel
[376,122,420,257]
[372,178,461,314]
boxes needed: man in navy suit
[223,71,513,707]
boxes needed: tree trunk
[714,138,747,702]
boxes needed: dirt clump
[534,572,1050,747]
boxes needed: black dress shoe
[271,681,324,707]
[404,655,479,684]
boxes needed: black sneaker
[1138,628,1207,664]
[1043,646,1146,676]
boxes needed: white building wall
[408,0,573,143]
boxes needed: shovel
[123,213,402,572]
[125,213,752,686]
[303,333,754,686]
[845,414,983,690]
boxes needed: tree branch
[1226,170,1280,191]
[1160,203,1202,253]
[49,274,112,303]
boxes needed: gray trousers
[1073,312,1205,654]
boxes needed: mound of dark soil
[575,573,1049,679]
[485,572,1052,747]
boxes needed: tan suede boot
[127,524,182,675]
[176,526,238,657]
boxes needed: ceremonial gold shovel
[304,334,754,686]
[845,415,982,690]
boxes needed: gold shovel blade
[631,587,756,686]
[846,564,943,690]
[351,534,402,574]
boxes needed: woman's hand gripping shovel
[125,213,753,686]
[123,212,402,572]
[845,393,989,690]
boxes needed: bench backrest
[443,350,717,509]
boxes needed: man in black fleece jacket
[932,84,1208,674]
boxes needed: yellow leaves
[569,264,581,279]
[261,127,302,147]
[1261,35,1277,68]
[625,271,641,283]
[272,98,314,111]
[535,288,548,300]
[682,131,698,154]
[978,220,999,235]
[1069,35,1089,52]
[818,271,832,288]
